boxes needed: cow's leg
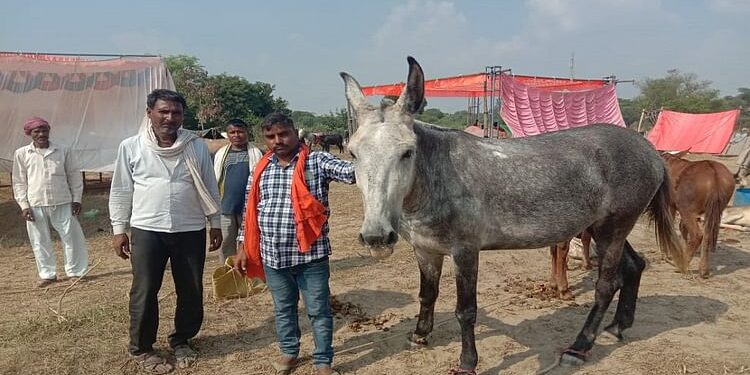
[409,249,444,347]
[602,240,645,341]
[561,220,631,366]
[451,247,479,373]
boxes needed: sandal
[132,352,174,374]
[174,345,198,369]
[271,357,300,375]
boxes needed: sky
[2,0,747,114]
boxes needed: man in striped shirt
[236,113,354,375]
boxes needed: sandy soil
[0,153,748,375]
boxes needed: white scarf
[139,118,220,216]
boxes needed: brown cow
[550,230,593,300]
[661,151,735,278]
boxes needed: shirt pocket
[47,159,66,176]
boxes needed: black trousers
[129,228,206,355]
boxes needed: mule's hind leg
[581,230,593,270]
[602,240,646,341]
[409,249,444,347]
[562,228,628,366]
[556,241,574,300]
[549,245,559,290]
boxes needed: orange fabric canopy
[361,73,607,98]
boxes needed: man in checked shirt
[235,112,354,375]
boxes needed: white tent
[0,53,174,172]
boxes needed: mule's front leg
[410,249,444,347]
[562,236,625,366]
[452,248,479,373]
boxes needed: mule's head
[340,56,425,259]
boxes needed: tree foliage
[291,108,348,133]
[164,55,288,130]
[624,69,746,130]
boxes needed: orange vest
[242,145,327,280]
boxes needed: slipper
[174,345,198,369]
[271,357,300,375]
[132,352,174,374]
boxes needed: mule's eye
[402,150,413,159]
[349,151,357,160]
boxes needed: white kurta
[12,142,88,279]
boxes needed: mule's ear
[396,56,425,115]
[340,72,368,112]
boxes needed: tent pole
[637,109,646,133]
[483,76,489,137]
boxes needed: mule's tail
[648,166,688,273]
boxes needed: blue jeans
[264,258,333,367]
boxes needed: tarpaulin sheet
[647,109,739,154]
[361,73,606,98]
[500,74,625,137]
[0,54,174,172]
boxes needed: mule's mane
[413,120,464,133]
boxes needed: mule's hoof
[559,350,586,367]
[447,366,477,375]
[596,330,622,345]
[408,333,428,347]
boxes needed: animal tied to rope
[340,56,687,374]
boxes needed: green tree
[164,55,221,130]
[209,74,289,128]
[291,111,317,129]
[723,88,750,129]
[635,70,723,113]
[618,98,642,127]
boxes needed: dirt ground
[0,153,749,375]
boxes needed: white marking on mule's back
[476,141,509,159]
[493,151,508,159]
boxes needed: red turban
[24,117,50,135]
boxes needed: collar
[27,141,57,153]
[270,145,302,166]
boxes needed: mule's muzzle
[358,230,398,259]
[359,230,398,247]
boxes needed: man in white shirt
[12,117,88,288]
[109,89,222,374]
